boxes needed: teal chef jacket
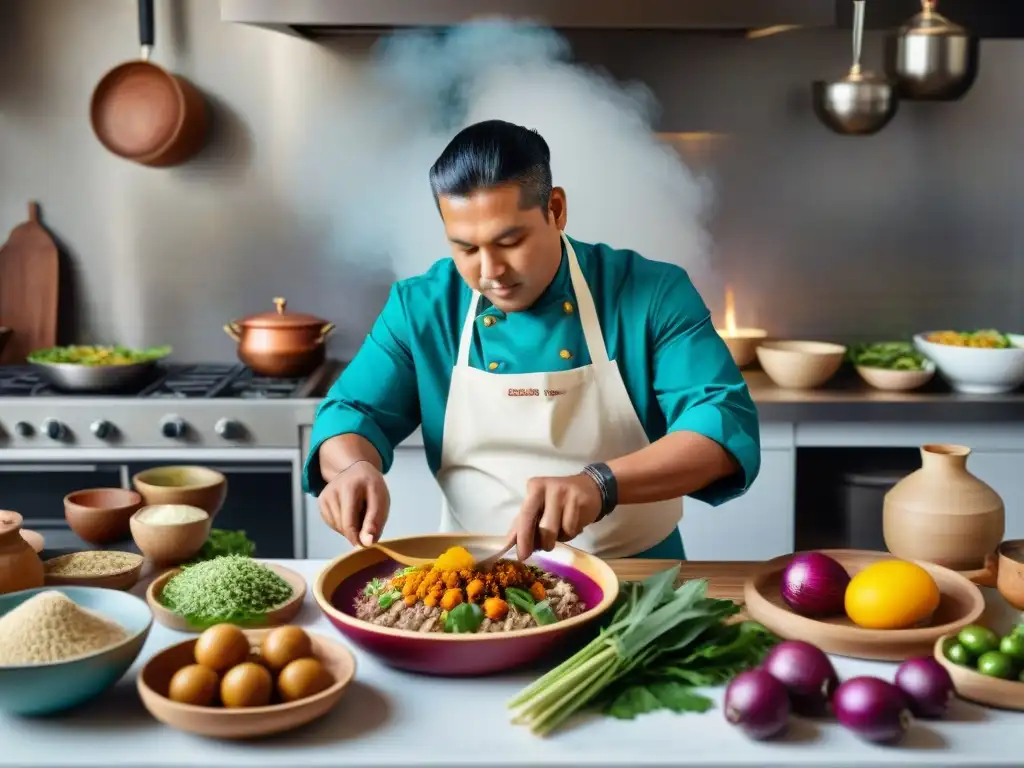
[303,235,761,560]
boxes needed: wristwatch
[581,462,618,521]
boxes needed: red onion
[894,657,954,719]
[833,676,912,743]
[723,670,791,740]
[780,552,851,617]
[762,640,839,716]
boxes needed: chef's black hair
[429,120,553,218]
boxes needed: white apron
[435,232,682,559]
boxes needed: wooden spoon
[369,535,517,571]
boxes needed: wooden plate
[43,552,144,591]
[137,627,355,739]
[743,549,985,661]
[146,562,307,632]
[934,634,1024,710]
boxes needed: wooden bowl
[137,627,355,739]
[313,533,620,676]
[743,549,985,661]
[856,362,936,392]
[996,540,1024,610]
[934,634,1024,710]
[64,488,143,545]
[146,561,307,632]
[43,551,144,591]
[756,340,846,389]
[132,466,227,519]
[129,506,211,566]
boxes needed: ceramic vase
[0,511,45,595]
[883,444,1004,570]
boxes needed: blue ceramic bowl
[0,586,153,715]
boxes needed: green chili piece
[444,602,484,633]
[506,587,536,613]
[532,599,558,626]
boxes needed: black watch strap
[582,462,618,520]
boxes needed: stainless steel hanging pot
[884,0,979,101]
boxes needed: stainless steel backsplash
[1,0,1022,362]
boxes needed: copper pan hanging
[90,0,209,167]
[884,0,979,101]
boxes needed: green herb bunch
[508,565,778,736]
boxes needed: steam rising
[327,21,712,285]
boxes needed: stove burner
[0,362,336,399]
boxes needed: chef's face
[438,184,567,313]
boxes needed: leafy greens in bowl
[848,341,929,371]
[28,345,172,367]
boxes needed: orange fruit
[844,560,941,630]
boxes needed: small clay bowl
[145,561,306,632]
[137,627,355,739]
[64,488,143,545]
[43,551,144,591]
[132,466,227,519]
[716,329,768,369]
[130,506,212,567]
[996,540,1024,610]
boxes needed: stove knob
[215,418,242,440]
[41,419,66,441]
[14,421,33,437]
[160,415,187,439]
[90,420,114,440]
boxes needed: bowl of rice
[130,505,212,566]
[0,586,152,715]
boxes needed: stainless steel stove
[0,361,341,559]
[0,362,337,449]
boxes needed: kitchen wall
[1,0,1022,362]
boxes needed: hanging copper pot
[884,0,979,101]
[224,298,335,378]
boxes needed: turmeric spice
[433,546,475,572]
[385,551,537,609]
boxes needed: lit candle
[715,286,767,367]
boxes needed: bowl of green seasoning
[848,341,935,392]
[146,555,306,632]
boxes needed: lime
[999,633,1024,663]
[958,625,1000,657]
[944,641,972,666]
[977,650,1016,680]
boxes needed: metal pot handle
[316,323,336,346]
[224,323,242,342]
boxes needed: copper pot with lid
[224,298,335,378]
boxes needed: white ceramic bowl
[913,333,1024,394]
[756,341,846,390]
[855,360,936,392]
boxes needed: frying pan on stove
[90,0,208,167]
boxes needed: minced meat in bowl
[314,536,619,675]
[353,548,588,634]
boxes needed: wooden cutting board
[0,202,59,364]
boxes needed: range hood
[222,0,1024,39]
[220,0,834,37]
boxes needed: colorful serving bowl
[0,586,153,715]
[313,534,619,676]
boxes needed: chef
[303,119,760,561]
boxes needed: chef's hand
[318,460,391,547]
[511,474,602,561]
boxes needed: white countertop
[1,559,1022,767]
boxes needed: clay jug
[883,444,1004,570]
[0,511,45,595]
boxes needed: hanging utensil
[90,0,209,167]
[812,0,898,137]
[884,0,979,101]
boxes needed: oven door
[126,461,296,559]
[0,462,125,549]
